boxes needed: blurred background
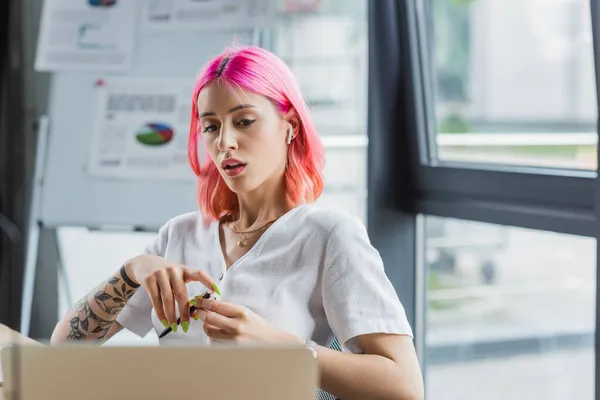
[0,1,598,399]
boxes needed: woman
[51,45,424,400]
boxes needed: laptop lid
[1,344,317,400]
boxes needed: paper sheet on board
[35,0,137,72]
[88,78,199,181]
[141,0,275,31]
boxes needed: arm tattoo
[67,271,138,342]
[67,297,109,342]
[94,277,137,315]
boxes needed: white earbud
[286,126,294,144]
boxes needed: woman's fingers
[142,263,219,334]
[183,268,219,295]
[195,299,245,319]
[168,267,191,332]
[195,308,242,335]
[203,323,231,340]
[144,275,168,328]
[156,269,177,329]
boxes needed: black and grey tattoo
[67,270,138,342]
[67,297,111,342]
[95,277,137,315]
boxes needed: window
[272,0,368,221]
[428,0,597,170]
[368,1,600,399]
[424,216,595,399]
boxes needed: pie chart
[88,0,117,7]
[135,123,174,146]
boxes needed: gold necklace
[226,219,277,247]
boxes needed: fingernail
[170,323,178,332]
[193,315,199,321]
[211,283,221,296]
[189,298,197,306]
[181,321,190,333]
[161,319,168,328]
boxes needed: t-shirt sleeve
[115,221,170,338]
[322,216,413,353]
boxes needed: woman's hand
[125,254,216,332]
[192,298,301,344]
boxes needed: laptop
[1,344,317,400]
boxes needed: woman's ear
[286,115,300,144]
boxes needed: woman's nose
[217,126,238,151]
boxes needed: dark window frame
[367,0,600,397]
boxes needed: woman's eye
[237,119,256,127]
[202,125,218,133]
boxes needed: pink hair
[188,46,325,220]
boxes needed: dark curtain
[0,0,25,330]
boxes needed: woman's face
[196,82,290,195]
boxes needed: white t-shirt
[116,204,413,352]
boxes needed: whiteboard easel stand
[20,115,65,339]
